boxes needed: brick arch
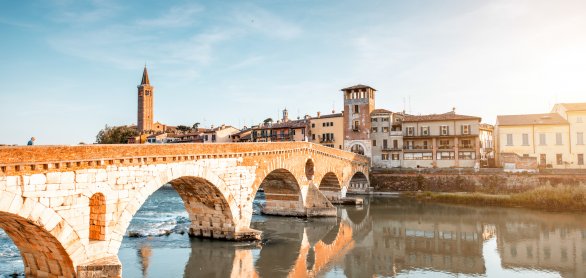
[0,189,80,277]
[258,168,305,216]
[168,176,237,239]
[318,172,342,191]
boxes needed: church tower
[137,66,154,132]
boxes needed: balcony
[382,146,401,151]
[389,131,402,136]
[437,145,454,150]
[403,145,432,151]
[458,144,476,150]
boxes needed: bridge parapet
[0,142,369,175]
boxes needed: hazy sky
[1,0,585,145]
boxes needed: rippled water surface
[1,186,586,277]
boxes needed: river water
[1,186,585,277]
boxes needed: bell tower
[342,84,376,157]
[137,66,154,132]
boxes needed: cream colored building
[203,125,240,143]
[370,109,404,168]
[496,103,585,169]
[309,112,344,149]
[401,111,481,168]
[551,103,586,168]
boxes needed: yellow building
[496,113,573,169]
[309,112,344,149]
[496,103,586,169]
[551,103,586,168]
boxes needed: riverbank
[411,184,586,212]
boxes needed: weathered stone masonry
[0,142,369,277]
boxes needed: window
[353,120,360,130]
[540,154,546,165]
[372,118,378,122]
[381,154,389,160]
[382,127,389,133]
[539,133,546,145]
[392,154,400,160]
[330,122,334,126]
[421,126,430,136]
[383,139,388,149]
[311,123,315,128]
[406,127,415,136]
[522,134,529,146]
[372,140,377,147]
[372,127,378,133]
[354,105,359,113]
[556,154,563,165]
[506,134,513,146]
[440,125,449,136]
[423,140,429,149]
[382,117,389,122]
[393,140,398,149]
[312,134,316,140]
[460,139,472,148]
[459,151,475,160]
[403,153,433,160]
[556,133,562,145]
[437,152,455,160]
[461,124,471,135]
[578,132,584,145]
[439,139,450,149]
[578,154,584,165]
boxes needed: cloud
[49,0,122,24]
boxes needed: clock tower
[137,66,154,133]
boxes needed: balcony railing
[458,144,476,149]
[403,145,432,150]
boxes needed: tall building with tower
[342,85,376,157]
[137,66,154,132]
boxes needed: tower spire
[140,65,150,85]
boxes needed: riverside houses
[309,112,344,149]
[495,102,586,169]
[401,110,482,168]
[370,109,405,168]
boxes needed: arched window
[89,193,106,241]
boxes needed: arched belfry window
[89,193,106,241]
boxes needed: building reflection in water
[137,243,152,278]
[137,197,586,277]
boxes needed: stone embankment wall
[371,169,586,193]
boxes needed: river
[1,186,585,277]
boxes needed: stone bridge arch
[0,189,82,277]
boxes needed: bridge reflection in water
[125,196,586,278]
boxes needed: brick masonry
[0,142,369,277]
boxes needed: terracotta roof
[313,113,343,119]
[140,66,150,85]
[497,113,568,126]
[371,109,392,115]
[340,84,376,91]
[403,111,481,122]
[557,103,586,111]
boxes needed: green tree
[176,125,191,132]
[263,118,273,124]
[95,125,139,144]
[192,122,200,130]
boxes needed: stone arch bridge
[0,142,369,277]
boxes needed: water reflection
[124,195,586,278]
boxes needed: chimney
[317,111,321,118]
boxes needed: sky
[1,0,586,145]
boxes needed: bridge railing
[0,142,369,175]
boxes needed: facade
[309,112,344,149]
[479,124,495,167]
[343,85,376,157]
[231,128,253,142]
[251,110,309,142]
[370,109,404,168]
[401,111,482,168]
[137,66,154,132]
[203,125,240,143]
[551,103,586,168]
[495,111,582,169]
